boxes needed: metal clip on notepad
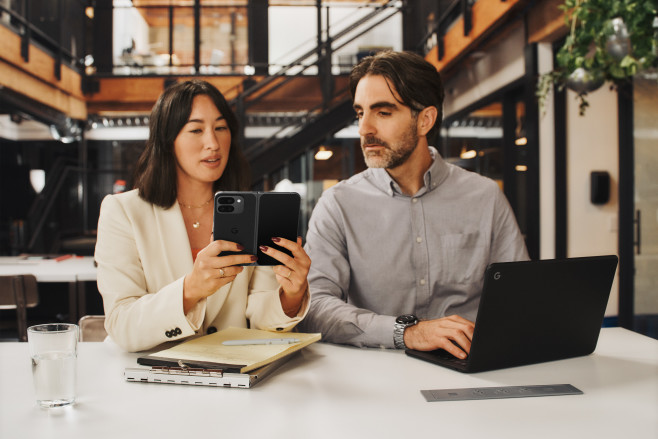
[151,365,225,377]
[124,365,260,388]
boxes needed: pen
[55,254,74,262]
[222,338,300,346]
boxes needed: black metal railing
[104,1,401,77]
[0,2,83,79]
[232,0,402,166]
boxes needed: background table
[1,327,657,438]
[0,256,97,323]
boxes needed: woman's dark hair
[134,79,250,208]
[349,50,445,140]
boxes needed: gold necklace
[178,195,213,229]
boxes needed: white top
[94,190,308,352]
[1,327,657,438]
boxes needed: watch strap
[393,315,418,349]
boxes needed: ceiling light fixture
[315,146,333,161]
[30,169,46,194]
[460,148,477,159]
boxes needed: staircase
[228,0,402,184]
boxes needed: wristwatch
[393,314,418,349]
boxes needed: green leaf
[609,64,626,78]
[627,63,638,76]
[619,56,636,68]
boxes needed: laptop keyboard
[431,349,468,369]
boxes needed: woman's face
[173,94,231,187]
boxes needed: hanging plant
[537,0,657,115]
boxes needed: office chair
[0,274,39,342]
[78,315,107,342]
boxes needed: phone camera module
[215,194,244,214]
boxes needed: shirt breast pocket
[435,232,488,285]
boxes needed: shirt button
[412,198,418,203]
[416,237,422,243]
[420,279,426,285]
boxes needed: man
[298,50,529,359]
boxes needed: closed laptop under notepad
[406,255,618,373]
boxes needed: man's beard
[361,122,419,170]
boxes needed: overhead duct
[0,85,83,143]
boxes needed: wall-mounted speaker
[591,171,610,205]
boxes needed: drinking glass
[27,323,78,408]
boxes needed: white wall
[538,43,556,260]
[565,86,620,316]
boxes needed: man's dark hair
[134,79,250,208]
[349,50,445,140]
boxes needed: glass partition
[109,1,401,76]
[199,7,248,74]
[112,1,248,75]
[440,102,504,186]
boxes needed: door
[632,76,658,337]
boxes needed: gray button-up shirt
[299,147,529,348]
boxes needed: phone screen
[256,192,300,265]
[213,191,300,266]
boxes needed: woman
[95,80,310,352]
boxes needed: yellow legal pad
[140,327,321,373]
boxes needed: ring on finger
[219,268,225,278]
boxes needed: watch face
[396,314,417,325]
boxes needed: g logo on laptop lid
[493,272,501,280]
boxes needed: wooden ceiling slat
[86,75,351,115]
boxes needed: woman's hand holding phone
[259,236,311,317]
[182,239,256,314]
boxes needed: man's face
[353,74,419,169]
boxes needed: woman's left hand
[259,237,310,316]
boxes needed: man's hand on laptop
[404,315,475,359]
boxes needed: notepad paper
[145,327,321,373]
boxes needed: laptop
[406,255,618,373]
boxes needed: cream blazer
[95,189,309,352]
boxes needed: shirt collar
[368,146,450,197]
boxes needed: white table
[0,256,97,322]
[1,327,656,438]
